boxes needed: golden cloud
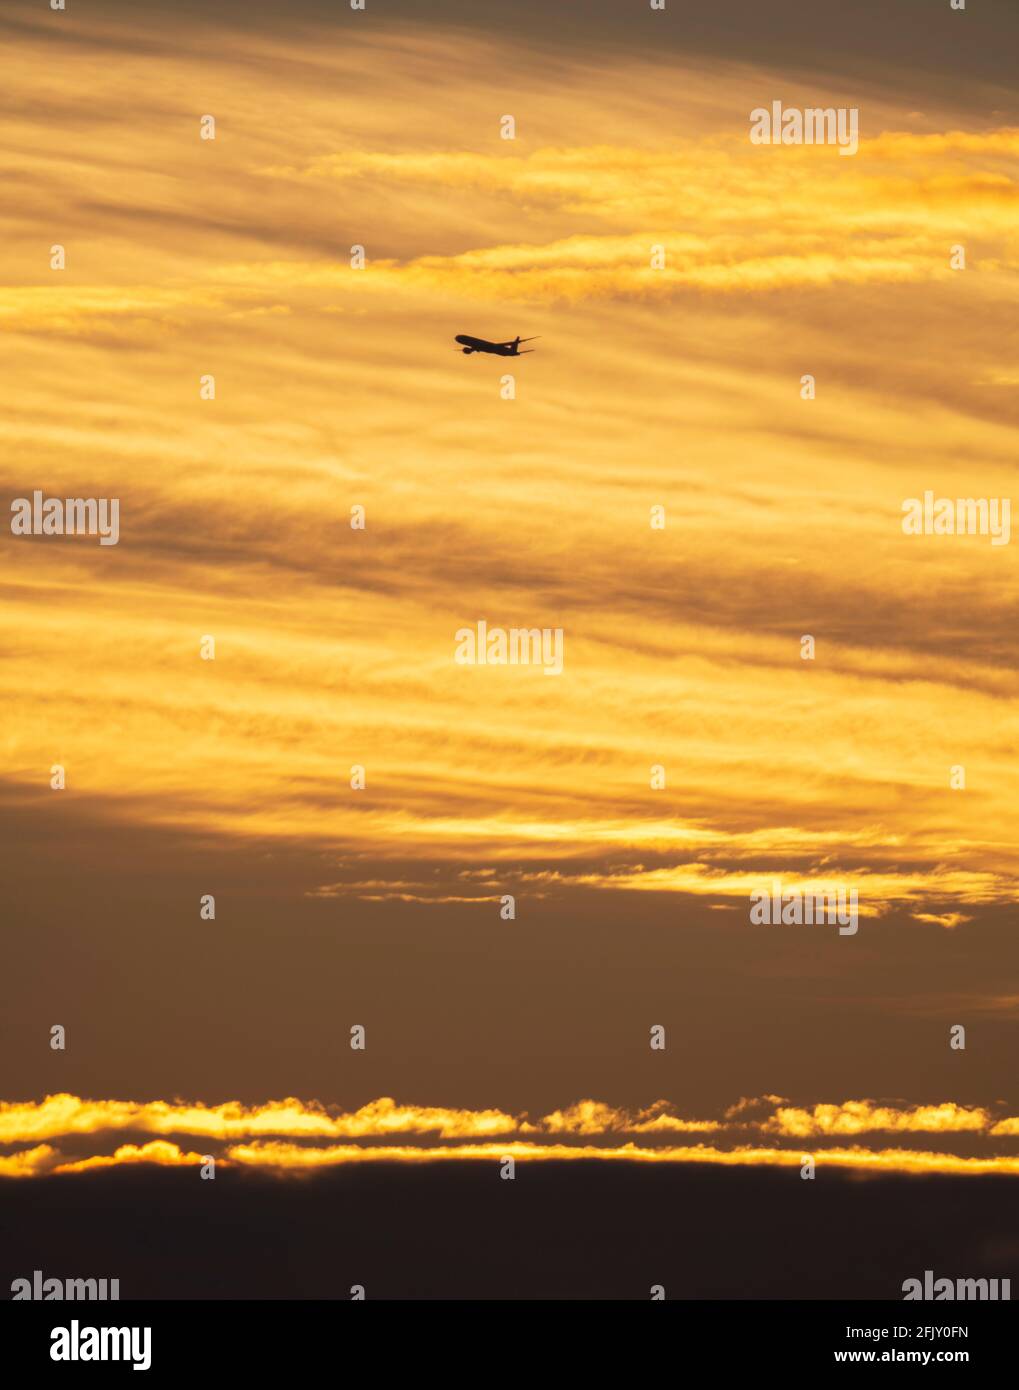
[2,1095,1018,1179]
[540,1100,721,1135]
[3,1138,1017,1179]
[0,1094,521,1144]
[990,1117,1019,1137]
[52,1142,211,1174]
[0,1145,59,1178]
[762,1101,993,1137]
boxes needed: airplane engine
[462,347,473,354]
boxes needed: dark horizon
[4,1162,1017,1301]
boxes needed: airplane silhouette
[455,334,539,357]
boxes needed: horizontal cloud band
[1,1095,1018,1178]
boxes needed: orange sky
[1,0,1017,1175]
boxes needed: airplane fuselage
[455,335,521,356]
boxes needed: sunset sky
[2,0,1018,1224]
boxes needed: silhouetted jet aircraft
[455,334,539,356]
